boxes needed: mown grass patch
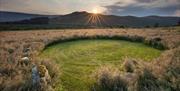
[39,39,162,91]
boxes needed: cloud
[174,10,180,16]
[0,0,61,14]
[135,0,156,3]
[103,0,180,16]
[0,0,111,14]
[104,4,155,16]
[0,0,179,16]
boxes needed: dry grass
[92,66,128,91]
[0,27,180,91]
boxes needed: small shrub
[92,66,128,91]
[144,37,165,50]
[123,58,138,73]
[136,69,160,91]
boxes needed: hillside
[0,11,57,22]
[51,11,180,27]
[0,11,180,28]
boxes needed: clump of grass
[122,58,139,73]
[135,69,160,91]
[92,66,128,91]
[151,47,180,91]
[144,37,166,50]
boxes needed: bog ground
[0,28,179,91]
[40,39,162,91]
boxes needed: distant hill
[1,11,180,27]
[51,11,180,27]
[0,11,57,22]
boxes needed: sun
[92,8,98,14]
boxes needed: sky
[0,0,180,16]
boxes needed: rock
[18,57,30,66]
[23,48,30,53]
[38,65,51,83]
[32,65,40,89]
[38,65,52,90]
[38,65,46,77]
[22,57,29,65]
[8,48,14,54]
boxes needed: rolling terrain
[0,0,180,91]
[0,27,179,91]
[0,11,57,22]
[51,11,180,27]
[1,11,180,28]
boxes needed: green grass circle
[40,39,162,91]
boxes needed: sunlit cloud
[174,10,180,16]
[0,0,179,16]
[103,0,180,16]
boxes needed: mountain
[1,11,180,27]
[0,11,57,22]
[50,11,180,27]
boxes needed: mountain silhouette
[1,11,179,27]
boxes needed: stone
[38,65,51,82]
[23,47,30,53]
[32,65,40,89]
[20,57,30,66]
[38,65,52,90]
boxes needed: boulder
[32,65,40,89]
[19,57,30,66]
[38,65,51,87]
[23,47,30,53]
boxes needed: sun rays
[92,9,98,14]
[83,7,109,27]
[85,12,108,27]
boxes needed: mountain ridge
[0,11,58,22]
[1,11,180,27]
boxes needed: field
[0,27,180,91]
[40,40,162,91]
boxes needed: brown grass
[0,27,180,91]
[92,66,128,91]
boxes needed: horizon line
[0,10,180,17]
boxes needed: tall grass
[0,27,179,91]
[92,66,128,91]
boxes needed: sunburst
[92,9,98,14]
[85,8,109,27]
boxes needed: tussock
[92,66,128,91]
[0,27,180,91]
